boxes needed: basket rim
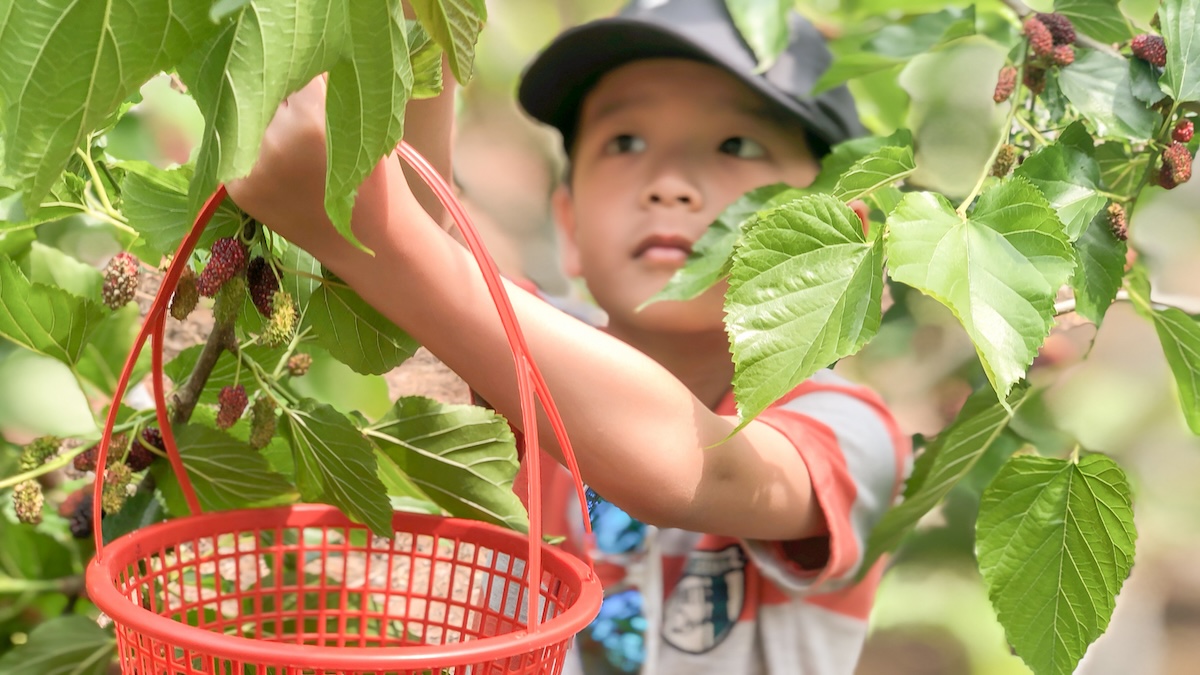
[86,504,602,667]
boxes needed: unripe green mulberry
[13,480,44,525]
[263,291,296,346]
[213,274,247,325]
[249,397,277,450]
[170,267,200,321]
[19,436,59,471]
[102,252,140,310]
[990,144,1018,177]
[287,353,312,377]
[101,464,133,515]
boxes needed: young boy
[228,1,910,673]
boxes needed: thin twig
[170,320,236,426]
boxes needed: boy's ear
[551,184,582,278]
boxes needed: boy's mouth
[634,234,693,265]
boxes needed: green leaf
[885,181,1076,403]
[279,243,321,330]
[0,511,75,582]
[309,282,418,375]
[1070,211,1126,326]
[1053,0,1135,45]
[813,52,904,95]
[0,255,106,364]
[120,162,242,258]
[367,396,528,531]
[810,129,915,194]
[408,20,445,99]
[409,0,484,84]
[1013,143,1107,242]
[1128,57,1168,106]
[0,614,114,674]
[726,194,883,425]
[0,1,219,211]
[644,184,798,306]
[150,423,296,514]
[0,173,87,232]
[725,0,791,71]
[1058,49,1159,141]
[281,402,393,535]
[832,144,917,204]
[976,454,1136,675]
[1160,0,1200,103]
[101,485,166,545]
[25,242,102,299]
[210,0,251,22]
[74,303,148,397]
[1126,267,1200,434]
[288,346,392,420]
[1095,142,1147,197]
[324,1,412,253]
[178,1,349,214]
[863,7,976,59]
[862,384,1030,571]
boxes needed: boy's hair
[517,0,865,161]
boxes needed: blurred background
[3,0,1199,673]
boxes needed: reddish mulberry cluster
[197,237,248,297]
[991,144,1018,177]
[1131,34,1167,67]
[126,427,164,472]
[287,353,312,377]
[1023,67,1047,95]
[74,433,127,473]
[1107,203,1128,241]
[1174,119,1194,143]
[1024,17,1054,58]
[1035,13,1076,46]
[1158,142,1193,189]
[1051,44,1075,67]
[217,384,249,429]
[102,252,140,310]
[994,66,1017,103]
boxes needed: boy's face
[554,59,821,337]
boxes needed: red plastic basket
[84,141,602,674]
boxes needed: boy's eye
[604,134,647,155]
[719,137,766,159]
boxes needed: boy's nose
[640,173,703,210]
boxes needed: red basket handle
[91,141,597,633]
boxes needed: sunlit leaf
[120,162,242,257]
[1058,49,1158,141]
[151,424,296,514]
[726,0,791,71]
[977,454,1136,675]
[1160,0,1200,104]
[1053,0,1134,45]
[1126,266,1200,434]
[1014,143,1107,242]
[409,0,484,84]
[408,20,445,99]
[832,144,917,204]
[1070,212,1126,327]
[727,194,883,425]
[0,255,105,364]
[309,282,418,375]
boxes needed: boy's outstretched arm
[228,78,824,544]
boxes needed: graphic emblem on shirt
[661,545,746,653]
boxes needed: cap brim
[518,19,837,149]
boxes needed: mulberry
[1024,17,1054,58]
[66,491,95,539]
[263,291,296,346]
[197,237,248,297]
[1023,66,1047,96]
[287,353,312,377]
[1107,203,1128,241]
[1036,13,1076,46]
[994,66,1017,103]
[249,397,277,450]
[991,144,1018,177]
[1174,119,1194,143]
[247,257,280,317]
[1131,34,1167,67]
[19,436,59,471]
[1051,45,1074,67]
[217,384,249,429]
[126,428,160,471]
[213,273,247,325]
[101,464,132,515]
[73,433,126,473]
[1162,142,1193,187]
[170,267,200,321]
[102,252,140,310]
[12,480,43,525]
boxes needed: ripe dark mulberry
[1051,45,1074,67]
[127,427,163,472]
[1162,142,1193,187]
[994,66,1017,103]
[1023,66,1047,96]
[102,252,140,310]
[67,491,95,539]
[247,257,280,317]
[1174,119,1194,143]
[1036,13,1076,46]
[217,384,249,429]
[1107,203,1128,241]
[170,266,200,321]
[73,433,126,473]
[991,144,1018,177]
[197,237,248,297]
[1131,34,1167,67]
[287,353,312,377]
[1024,17,1054,58]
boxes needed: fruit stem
[957,64,1025,216]
[75,146,119,220]
[271,326,312,381]
[169,320,236,427]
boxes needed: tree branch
[169,319,236,426]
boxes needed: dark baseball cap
[517,0,865,156]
